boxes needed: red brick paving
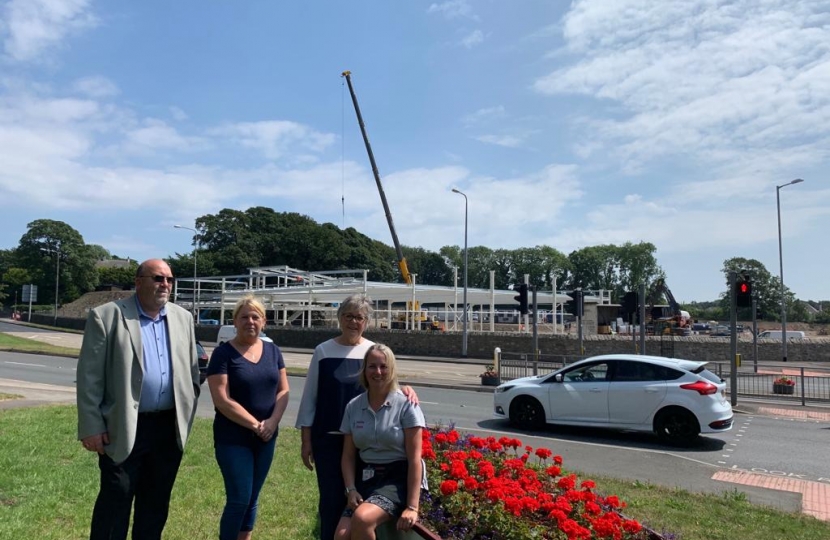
[715,406,830,521]
[713,470,830,521]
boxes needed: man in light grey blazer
[77,258,200,540]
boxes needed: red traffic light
[736,279,752,307]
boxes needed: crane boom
[342,70,412,285]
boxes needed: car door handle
[590,388,603,392]
[644,388,660,393]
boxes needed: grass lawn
[1,406,828,540]
[0,333,80,358]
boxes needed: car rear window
[695,368,723,383]
[657,366,684,381]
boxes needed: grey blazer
[76,296,200,464]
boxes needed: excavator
[342,70,439,331]
[649,278,691,336]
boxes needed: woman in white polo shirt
[334,344,426,539]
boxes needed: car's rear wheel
[509,396,545,430]
[654,407,700,445]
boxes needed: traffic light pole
[638,283,646,355]
[576,288,584,356]
[531,286,539,363]
[752,298,758,373]
[729,271,738,407]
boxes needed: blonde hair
[359,343,399,392]
[232,295,267,322]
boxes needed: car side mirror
[554,373,563,383]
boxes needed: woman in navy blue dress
[207,296,289,540]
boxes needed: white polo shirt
[340,389,425,464]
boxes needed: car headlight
[495,385,514,393]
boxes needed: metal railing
[496,352,830,407]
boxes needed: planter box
[773,383,795,395]
[480,375,499,386]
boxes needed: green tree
[721,258,785,321]
[565,245,619,291]
[617,242,664,301]
[1,267,32,308]
[401,246,452,286]
[16,219,98,304]
[97,263,139,289]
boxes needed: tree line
[1,210,825,323]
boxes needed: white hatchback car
[493,354,732,445]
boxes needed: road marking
[5,361,46,367]
[714,470,830,521]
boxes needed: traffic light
[736,279,752,308]
[514,284,528,315]
[622,291,638,314]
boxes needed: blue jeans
[214,436,276,540]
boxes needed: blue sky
[1,0,828,302]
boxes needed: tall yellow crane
[341,71,438,330]
[341,70,412,285]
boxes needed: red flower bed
[419,426,660,540]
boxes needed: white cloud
[461,29,484,49]
[122,118,206,154]
[72,75,118,98]
[214,120,336,161]
[475,134,524,148]
[427,0,477,21]
[1,0,97,62]
[462,105,506,126]
[533,0,830,175]
[169,106,188,121]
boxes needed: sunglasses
[141,275,175,284]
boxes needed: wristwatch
[345,486,357,496]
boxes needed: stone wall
[196,325,830,363]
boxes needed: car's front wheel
[654,407,700,445]
[509,396,546,430]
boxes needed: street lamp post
[776,178,804,363]
[174,225,199,319]
[53,243,61,326]
[452,188,468,357]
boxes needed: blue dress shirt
[136,298,174,412]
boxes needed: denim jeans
[214,435,276,540]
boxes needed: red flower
[553,455,563,465]
[535,447,553,460]
[440,480,458,496]
[462,476,479,491]
[546,465,562,478]
[623,519,642,534]
[446,430,460,443]
[449,459,469,479]
[557,474,577,490]
[581,479,596,490]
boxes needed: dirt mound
[58,291,134,319]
